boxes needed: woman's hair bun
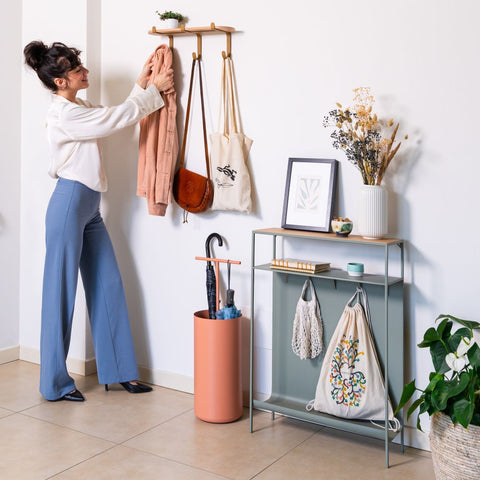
[24,41,49,70]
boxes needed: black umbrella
[205,233,223,319]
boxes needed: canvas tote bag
[209,56,253,212]
[292,279,323,360]
[307,287,399,430]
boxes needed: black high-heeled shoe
[61,389,85,402]
[104,382,153,393]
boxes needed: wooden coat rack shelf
[148,22,235,58]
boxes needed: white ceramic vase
[358,185,388,239]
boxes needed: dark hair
[23,41,82,92]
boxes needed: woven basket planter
[430,412,480,479]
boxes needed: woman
[24,41,173,402]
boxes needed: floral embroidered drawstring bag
[307,287,400,431]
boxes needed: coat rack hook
[168,35,174,50]
[221,32,232,59]
[193,33,202,60]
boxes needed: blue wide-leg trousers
[40,178,139,400]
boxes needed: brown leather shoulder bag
[173,57,213,214]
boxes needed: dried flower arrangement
[323,87,407,185]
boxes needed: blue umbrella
[216,261,242,319]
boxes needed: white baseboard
[396,424,431,452]
[138,365,194,394]
[0,345,20,364]
[16,345,194,394]
[19,345,97,376]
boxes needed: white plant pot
[163,18,179,29]
[358,185,388,239]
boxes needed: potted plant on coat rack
[156,10,184,29]
[395,314,480,479]
[323,87,408,239]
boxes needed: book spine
[270,265,316,274]
[271,259,316,271]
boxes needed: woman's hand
[136,53,155,89]
[153,68,174,93]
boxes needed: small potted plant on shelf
[395,314,480,479]
[156,10,184,29]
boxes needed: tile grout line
[248,427,322,479]
[118,406,195,446]
[44,444,119,479]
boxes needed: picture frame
[281,158,338,232]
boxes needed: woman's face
[65,64,89,91]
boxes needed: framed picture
[281,158,338,232]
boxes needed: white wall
[11,0,480,449]
[0,1,21,358]
[19,0,95,367]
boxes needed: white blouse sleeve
[59,84,164,140]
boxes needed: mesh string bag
[292,279,324,359]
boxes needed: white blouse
[46,84,164,192]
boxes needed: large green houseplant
[396,314,480,479]
[395,314,480,429]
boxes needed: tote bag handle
[217,57,241,137]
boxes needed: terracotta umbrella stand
[193,256,242,423]
[194,310,242,423]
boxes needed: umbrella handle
[205,233,223,267]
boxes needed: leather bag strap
[197,59,210,179]
[178,58,210,179]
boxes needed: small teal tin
[347,262,364,277]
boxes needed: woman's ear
[54,77,67,90]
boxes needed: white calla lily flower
[446,352,468,372]
[457,336,475,357]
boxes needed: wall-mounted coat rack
[149,22,235,59]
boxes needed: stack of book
[270,258,330,274]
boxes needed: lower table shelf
[253,397,399,442]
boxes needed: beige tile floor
[0,360,434,479]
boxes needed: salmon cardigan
[137,45,178,216]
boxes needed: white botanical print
[295,177,322,211]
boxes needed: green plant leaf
[448,372,471,398]
[394,380,416,414]
[406,398,424,420]
[418,327,441,347]
[471,412,480,426]
[424,373,443,392]
[437,318,451,339]
[416,413,423,432]
[468,342,480,368]
[436,314,480,330]
[453,398,475,428]
[431,374,470,411]
[448,327,472,352]
[430,342,450,373]
[431,383,450,411]
[419,394,431,414]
